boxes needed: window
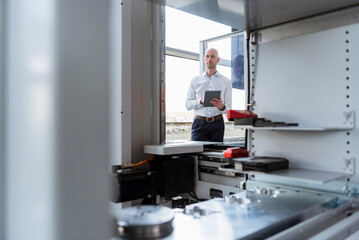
[165,7,246,143]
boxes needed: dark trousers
[191,117,225,142]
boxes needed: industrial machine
[112,142,359,239]
[112,154,195,204]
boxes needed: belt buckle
[206,117,214,123]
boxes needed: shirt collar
[202,71,220,78]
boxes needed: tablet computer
[203,90,221,107]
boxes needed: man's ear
[217,57,221,63]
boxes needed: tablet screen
[203,90,221,107]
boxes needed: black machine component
[230,156,289,172]
[254,118,298,127]
[210,188,223,198]
[242,157,289,172]
[171,196,190,208]
[203,142,244,151]
[112,155,195,204]
[233,117,298,127]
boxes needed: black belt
[195,114,223,123]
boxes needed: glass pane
[216,65,246,110]
[204,33,247,142]
[165,56,196,141]
[165,56,245,143]
[166,6,231,53]
[165,7,245,143]
[207,34,246,87]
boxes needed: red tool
[223,147,249,158]
[227,110,257,121]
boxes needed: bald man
[185,48,232,142]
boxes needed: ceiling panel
[150,0,359,31]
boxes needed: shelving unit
[234,125,354,131]
[232,110,355,131]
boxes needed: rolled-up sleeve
[222,79,232,114]
[186,77,202,110]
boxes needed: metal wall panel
[121,0,157,164]
[0,0,4,238]
[109,0,123,167]
[348,21,359,180]
[249,18,359,178]
[151,4,165,144]
[247,0,359,31]
[56,0,110,239]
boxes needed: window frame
[163,8,248,144]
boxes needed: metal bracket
[342,157,355,174]
[250,33,257,45]
[247,101,256,107]
[343,111,354,126]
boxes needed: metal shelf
[251,168,346,184]
[234,125,354,131]
[233,110,355,131]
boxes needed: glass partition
[200,31,247,142]
[165,6,247,143]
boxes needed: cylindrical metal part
[116,205,174,239]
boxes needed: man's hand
[211,97,225,110]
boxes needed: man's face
[204,49,220,70]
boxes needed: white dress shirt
[186,71,232,117]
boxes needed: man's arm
[223,79,232,111]
[185,77,203,110]
[210,97,225,110]
[210,79,232,112]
